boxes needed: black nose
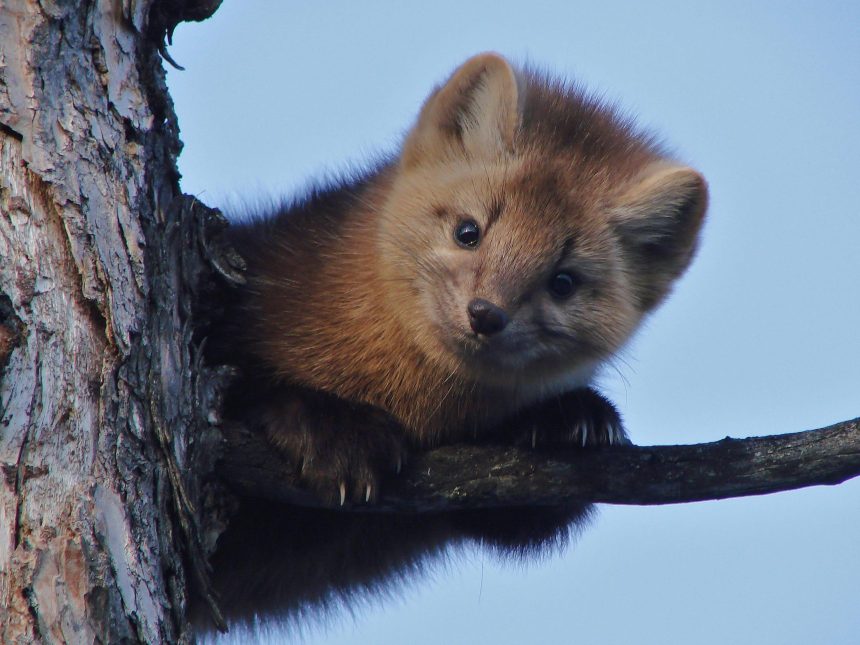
[467,298,509,336]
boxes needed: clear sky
[167,2,860,643]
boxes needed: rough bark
[0,2,223,643]
[219,416,860,512]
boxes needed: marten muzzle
[467,298,509,336]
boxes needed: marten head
[377,53,707,390]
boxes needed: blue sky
[167,2,860,643]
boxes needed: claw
[365,483,372,503]
[581,420,589,447]
[607,423,615,445]
[339,482,346,506]
[396,456,402,475]
[531,428,538,449]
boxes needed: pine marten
[200,54,707,621]
[218,52,707,502]
[205,53,707,626]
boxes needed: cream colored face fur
[376,54,706,391]
[379,156,640,390]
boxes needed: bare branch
[218,417,860,512]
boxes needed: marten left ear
[612,165,708,311]
[402,53,520,168]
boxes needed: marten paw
[260,390,408,506]
[517,387,628,449]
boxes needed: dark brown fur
[203,54,707,630]
[217,55,705,487]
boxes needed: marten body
[203,53,708,630]
[217,53,706,508]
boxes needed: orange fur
[201,53,710,629]
[225,54,707,449]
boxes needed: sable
[212,53,709,512]
[196,54,849,631]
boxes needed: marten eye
[454,220,481,249]
[548,272,577,299]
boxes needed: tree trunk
[0,2,223,642]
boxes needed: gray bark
[0,1,223,643]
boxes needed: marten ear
[612,165,708,311]
[402,53,520,168]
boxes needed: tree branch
[217,416,860,512]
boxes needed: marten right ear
[402,53,520,168]
[612,165,708,311]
